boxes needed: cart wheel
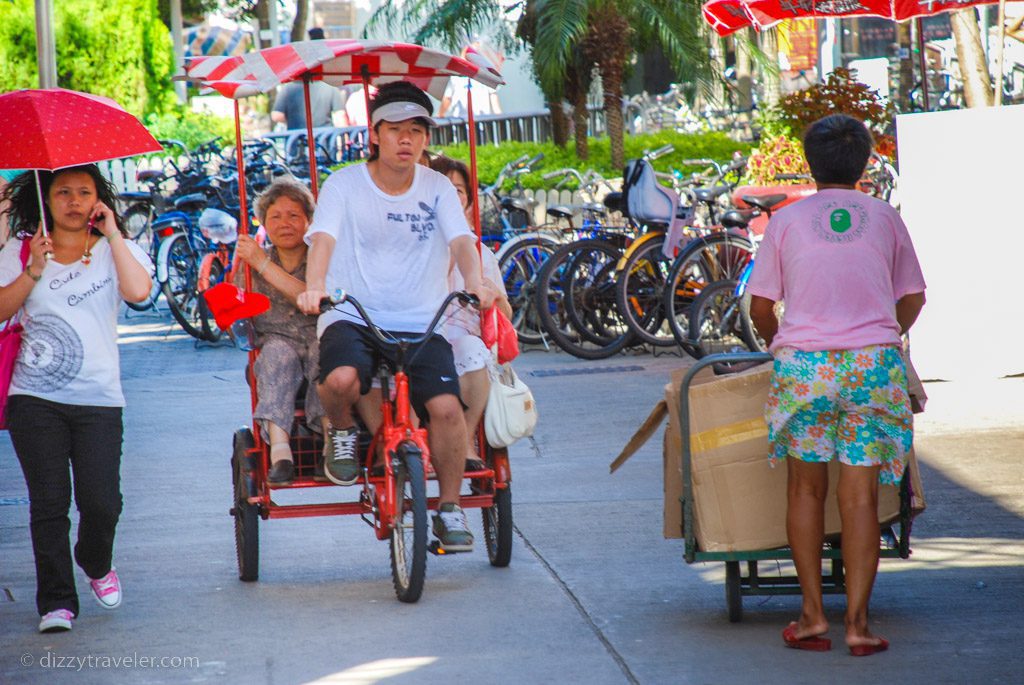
[232,428,259,582]
[390,443,427,603]
[725,561,743,623]
[482,486,513,567]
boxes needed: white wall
[896,104,1024,380]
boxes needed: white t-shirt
[0,237,152,407]
[444,246,506,341]
[306,164,473,334]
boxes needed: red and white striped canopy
[183,39,504,99]
[703,0,1003,35]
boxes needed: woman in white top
[0,166,151,634]
[430,156,512,465]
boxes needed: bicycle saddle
[581,202,606,216]
[137,169,164,183]
[118,191,151,202]
[603,192,624,214]
[720,208,757,230]
[500,196,531,214]
[174,193,207,211]
[741,194,788,213]
[546,205,574,221]
[692,185,732,204]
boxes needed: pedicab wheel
[231,428,259,582]
[482,486,513,567]
[390,443,427,603]
[725,561,743,623]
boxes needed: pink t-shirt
[746,189,925,352]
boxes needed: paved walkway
[1,310,1021,684]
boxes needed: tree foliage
[772,67,895,137]
[0,0,176,117]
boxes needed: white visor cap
[370,101,437,127]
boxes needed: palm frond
[532,0,590,88]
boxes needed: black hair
[366,82,434,161]
[0,165,125,239]
[802,115,874,186]
[307,27,325,40]
[429,155,473,209]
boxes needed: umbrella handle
[34,170,52,259]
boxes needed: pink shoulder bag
[0,240,31,429]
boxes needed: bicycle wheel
[482,486,513,567]
[123,204,159,312]
[497,236,558,345]
[738,292,784,353]
[231,428,259,582]
[688,279,752,358]
[535,239,634,359]
[615,234,676,347]
[664,233,754,358]
[390,443,427,603]
[160,233,207,340]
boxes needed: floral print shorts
[765,345,913,485]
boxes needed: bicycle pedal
[427,540,470,556]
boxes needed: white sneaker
[89,567,122,609]
[39,609,74,633]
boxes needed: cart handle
[679,352,773,564]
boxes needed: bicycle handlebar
[318,290,479,349]
[645,144,675,161]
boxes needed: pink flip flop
[782,623,832,652]
[849,638,889,657]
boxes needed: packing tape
[690,417,768,452]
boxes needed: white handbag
[484,362,538,448]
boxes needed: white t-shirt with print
[0,237,152,407]
[306,163,473,335]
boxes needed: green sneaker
[432,502,474,552]
[324,427,360,486]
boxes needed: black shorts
[319,320,462,421]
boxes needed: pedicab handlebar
[318,290,480,349]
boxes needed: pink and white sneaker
[89,567,122,609]
[39,609,75,633]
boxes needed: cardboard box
[611,364,925,551]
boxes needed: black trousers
[7,395,123,617]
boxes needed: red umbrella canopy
[703,0,1000,35]
[0,88,162,170]
[183,39,504,99]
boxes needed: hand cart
[678,352,914,622]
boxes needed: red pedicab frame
[183,41,511,601]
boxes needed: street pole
[34,0,57,88]
[170,0,187,104]
[995,0,1007,105]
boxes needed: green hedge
[437,131,754,190]
[0,0,174,117]
[144,110,238,152]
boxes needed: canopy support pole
[361,66,373,160]
[234,100,251,289]
[995,0,1007,105]
[466,81,482,253]
[916,18,930,111]
[303,76,319,198]
[234,98,260,448]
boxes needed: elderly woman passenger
[233,179,327,485]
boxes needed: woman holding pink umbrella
[0,165,152,633]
